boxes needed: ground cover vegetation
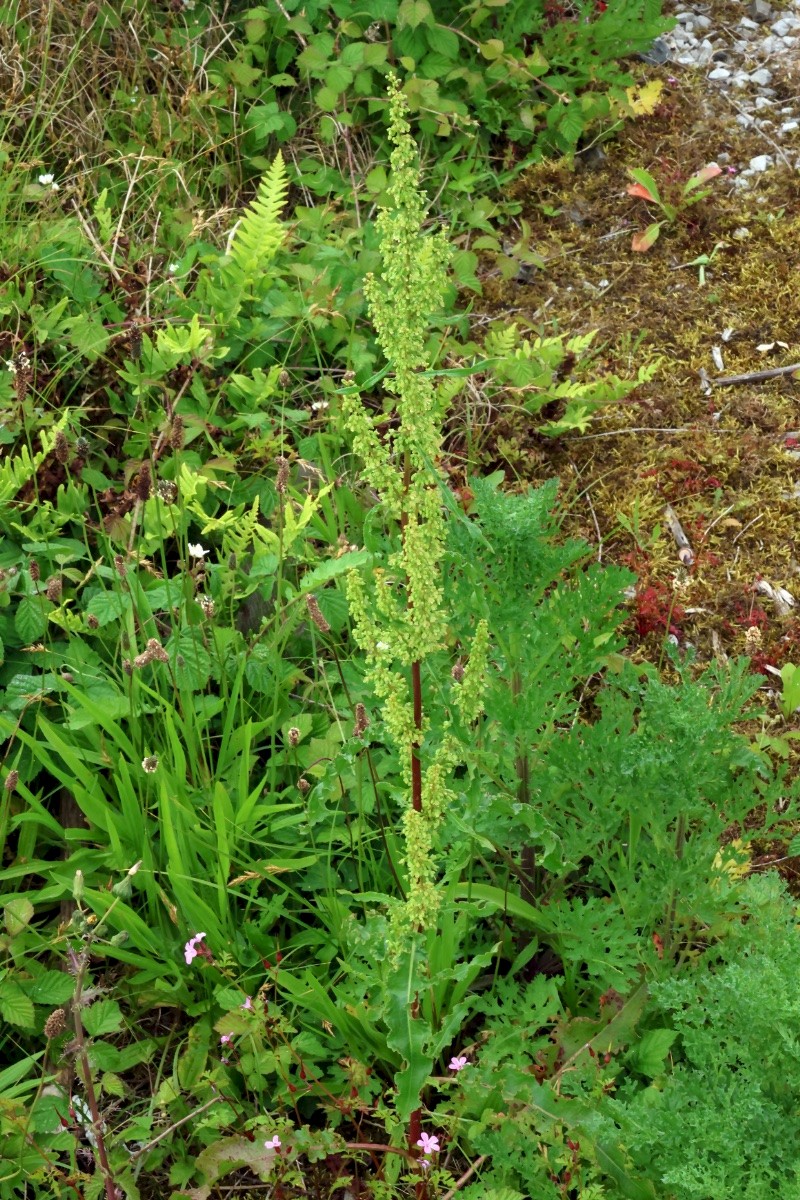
[1,1,799,1197]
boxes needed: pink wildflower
[265,1134,281,1150]
[220,1034,232,1045]
[416,1133,441,1155]
[184,932,206,964]
[241,995,254,1010]
[449,1055,468,1072]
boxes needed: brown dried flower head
[55,430,69,464]
[353,703,370,736]
[45,577,62,603]
[287,727,301,747]
[135,462,152,503]
[29,558,40,584]
[305,594,330,633]
[44,1008,68,1039]
[276,456,289,494]
[4,769,19,793]
[170,415,184,450]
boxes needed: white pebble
[748,153,771,171]
[739,16,759,29]
[781,120,800,133]
[750,68,773,86]
[754,95,773,109]
[709,66,732,80]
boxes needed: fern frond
[228,153,289,279]
[0,414,70,514]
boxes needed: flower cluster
[184,932,207,964]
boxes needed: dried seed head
[122,658,133,676]
[4,769,19,793]
[170,415,184,450]
[135,462,152,503]
[141,756,159,774]
[29,558,40,584]
[297,777,310,793]
[305,594,330,634]
[44,1008,67,1039]
[81,1,98,29]
[133,648,153,670]
[45,576,62,603]
[199,595,215,619]
[114,554,127,578]
[279,370,291,389]
[87,613,99,630]
[451,662,465,683]
[276,456,289,494]
[75,436,90,459]
[54,430,69,464]
[287,727,300,747]
[13,353,31,404]
[146,638,169,663]
[744,625,762,655]
[227,552,237,571]
[157,479,178,504]
[128,319,142,360]
[353,703,370,736]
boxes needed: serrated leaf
[632,1027,678,1078]
[184,1136,279,1199]
[300,550,369,591]
[624,80,664,116]
[4,897,34,936]
[82,999,123,1037]
[85,590,132,627]
[14,595,48,643]
[0,979,36,1028]
[22,970,75,1005]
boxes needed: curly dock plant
[343,77,488,936]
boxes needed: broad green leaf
[14,595,47,643]
[22,970,75,1005]
[383,950,432,1123]
[82,999,124,1037]
[4,897,34,936]
[0,979,36,1028]
[632,1028,678,1078]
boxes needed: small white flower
[311,400,329,412]
[50,182,60,192]
[168,262,180,274]
[38,173,54,185]
[376,641,390,652]
[187,543,208,559]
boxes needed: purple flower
[241,995,254,1010]
[420,1157,431,1171]
[416,1133,441,1155]
[220,1034,232,1045]
[265,1134,281,1150]
[184,932,206,964]
[449,1055,468,1072]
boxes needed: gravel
[653,0,800,183]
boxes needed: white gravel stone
[748,153,771,171]
[781,120,800,133]
[772,17,800,35]
[709,65,732,79]
[754,95,773,109]
[739,16,759,29]
[749,67,773,85]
